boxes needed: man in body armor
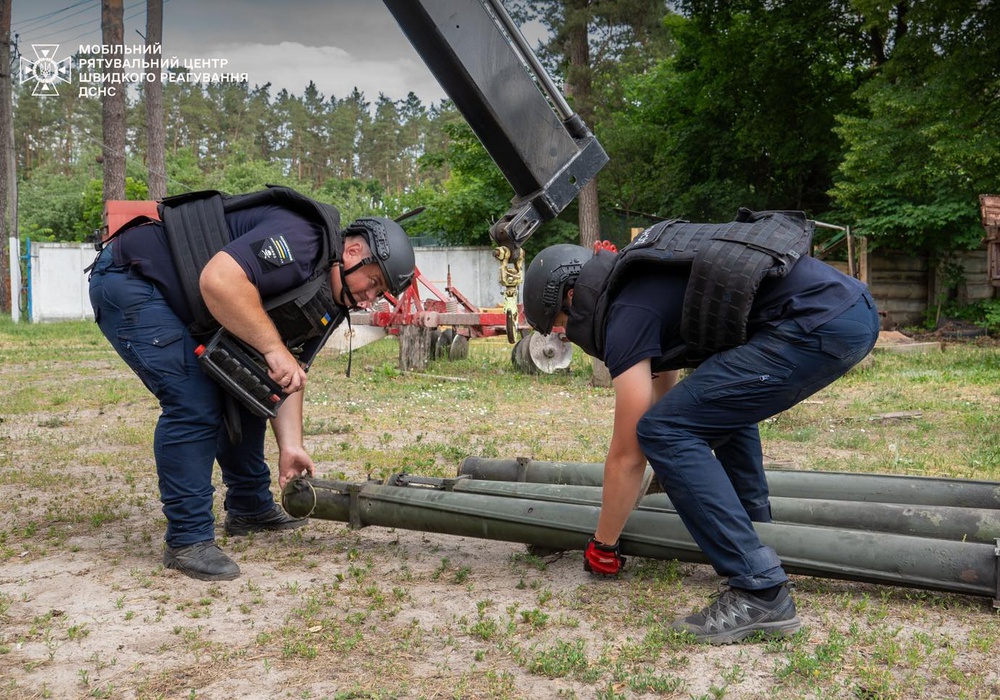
[88,187,415,581]
[522,210,879,644]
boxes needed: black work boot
[224,504,307,537]
[163,541,240,581]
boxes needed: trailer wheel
[512,331,572,374]
[434,328,455,360]
[427,330,441,362]
[448,332,469,361]
[511,335,537,374]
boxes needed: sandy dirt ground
[2,350,999,700]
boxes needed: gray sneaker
[671,585,801,644]
[163,541,240,581]
[224,504,307,536]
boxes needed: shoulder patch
[253,235,295,270]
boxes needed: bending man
[523,209,879,644]
[89,187,415,581]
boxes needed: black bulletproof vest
[566,208,813,369]
[157,186,345,346]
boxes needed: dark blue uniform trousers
[636,292,880,590]
[89,243,277,547]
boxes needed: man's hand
[277,446,315,489]
[584,536,626,576]
[201,252,305,392]
[265,348,307,394]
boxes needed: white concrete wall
[27,243,506,323]
[413,246,509,309]
[29,242,96,323]
[8,236,21,322]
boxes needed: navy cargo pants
[636,292,880,590]
[89,242,277,547]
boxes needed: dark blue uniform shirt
[603,256,866,378]
[114,205,326,326]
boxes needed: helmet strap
[338,254,381,308]
[344,313,353,378]
[338,264,361,309]
[342,257,376,277]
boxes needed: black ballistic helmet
[523,243,592,334]
[344,217,416,296]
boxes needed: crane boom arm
[382,0,608,338]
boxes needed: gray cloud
[194,40,447,103]
[14,0,446,104]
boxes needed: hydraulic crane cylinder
[458,457,1000,510]
[282,476,1000,603]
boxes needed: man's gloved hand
[584,536,626,576]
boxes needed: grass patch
[3,320,1000,699]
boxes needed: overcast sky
[12,0,475,105]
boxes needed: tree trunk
[564,0,601,249]
[398,325,431,371]
[145,0,166,199]
[0,0,15,314]
[577,178,600,250]
[101,0,127,202]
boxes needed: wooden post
[979,194,1000,290]
[858,236,870,286]
[398,326,431,371]
[591,358,612,388]
[846,226,856,278]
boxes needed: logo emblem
[19,44,72,97]
[253,235,295,271]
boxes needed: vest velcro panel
[682,213,811,352]
[160,193,230,333]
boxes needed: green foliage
[983,301,1000,335]
[19,169,149,243]
[411,122,513,246]
[611,1,868,221]
[200,160,295,195]
[17,164,94,242]
[929,298,1000,335]
[830,0,1000,256]
[10,1,999,262]
[409,122,580,257]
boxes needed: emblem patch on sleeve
[253,235,295,269]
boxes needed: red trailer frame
[353,267,528,338]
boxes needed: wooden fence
[831,244,995,329]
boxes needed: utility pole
[144,0,165,199]
[101,0,126,202]
[0,0,16,317]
